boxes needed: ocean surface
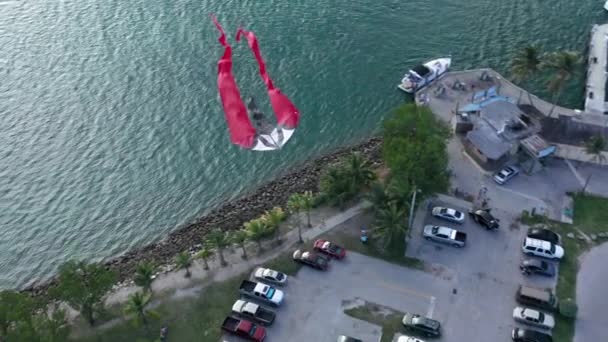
[0,0,602,289]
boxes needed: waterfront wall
[23,137,384,295]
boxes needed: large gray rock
[567,233,575,239]
[591,234,598,241]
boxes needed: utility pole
[408,188,421,229]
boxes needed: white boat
[605,0,608,11]
[397,57,451,93]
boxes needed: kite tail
[211,15,256,149]
[236,28,300,129]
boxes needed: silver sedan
[431,207,465,224]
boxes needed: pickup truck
[221,316,266,341]
[239,280,284,307]
[232,299,276,326]
[423,225,467,248]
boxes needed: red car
[313,239,346,259]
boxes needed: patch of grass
[263,249,302,276]
[78,273,249,342]
[572,193,608,235]
[320,230,424,270]
[344,302,404,342]
[520,193,608,342]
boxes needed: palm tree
[582,135,607,193]
[231,229,249,259]
[373,203,408,249]
[543,51,581,116]
[205,229,230,267]
[511,44,542,105]
[344,152,376,192]
[195,246,213,270]
[320,166,354,208]
[585,135,607,164]
[174,251,192,278]
[299,191,314,228]
[244,219,267,253]
[365,181,391,213]
[133,262,156,294]
[123,292,158,327]
[263,207,285,241]
[287,193,304,243]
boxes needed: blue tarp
[459,96,515,113]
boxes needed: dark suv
[402,312,441,337]
[512,327,553,342]
[468,209,500,230]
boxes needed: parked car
[292,249,329,270]
[313,239,346,259]
[527,227,560,245]
[397,335,426,342]
[402,312,441,337]
[238,280,284,307]
[231,299,276,326]
[337,336,363,342]
[516,285,558,312]
[423,225,467,248]
[511,327,553,342]
[431,206,465,224]
[522,237,564,260]
[520,259,556,277]
[493,165,520,185]
[512,307,555,329]
[254,267,287,286]
[221,316,266,341]
[468,209,500,230]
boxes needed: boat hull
[397,57,451,93]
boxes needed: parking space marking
[493,185,546,205]
[427,296,436,318]
[373,280,434,300]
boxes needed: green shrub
[559,298,578,319]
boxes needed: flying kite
[211,16,300,151]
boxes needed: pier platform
[585,24,608,115]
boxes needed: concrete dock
[415,68,608,166]
[585,24,608,115]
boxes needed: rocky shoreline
[23,136,383,297]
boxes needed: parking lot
[407,195,558,341]
[222,251,457,342]
[223,194,559,342]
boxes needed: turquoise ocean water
[0,0,602,288]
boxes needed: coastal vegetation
[133,262,157,294]
[123,291,158,328]
[510,45,582,115]
[511,44,543,105]
[521,193,608,342]
[174,251,192,278]
[0,290,70,341]
[52,261,117,327]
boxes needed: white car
[493,165,520,185]
[522,237,564,260]
[431,207,465,224]
[512,306,555,329]
[254,267,287,285]
[397,335,426,342]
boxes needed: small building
[458,97,541,170]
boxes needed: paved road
[574,243,608,342]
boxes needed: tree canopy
[51,260,117,326]
[382,104,450,196]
